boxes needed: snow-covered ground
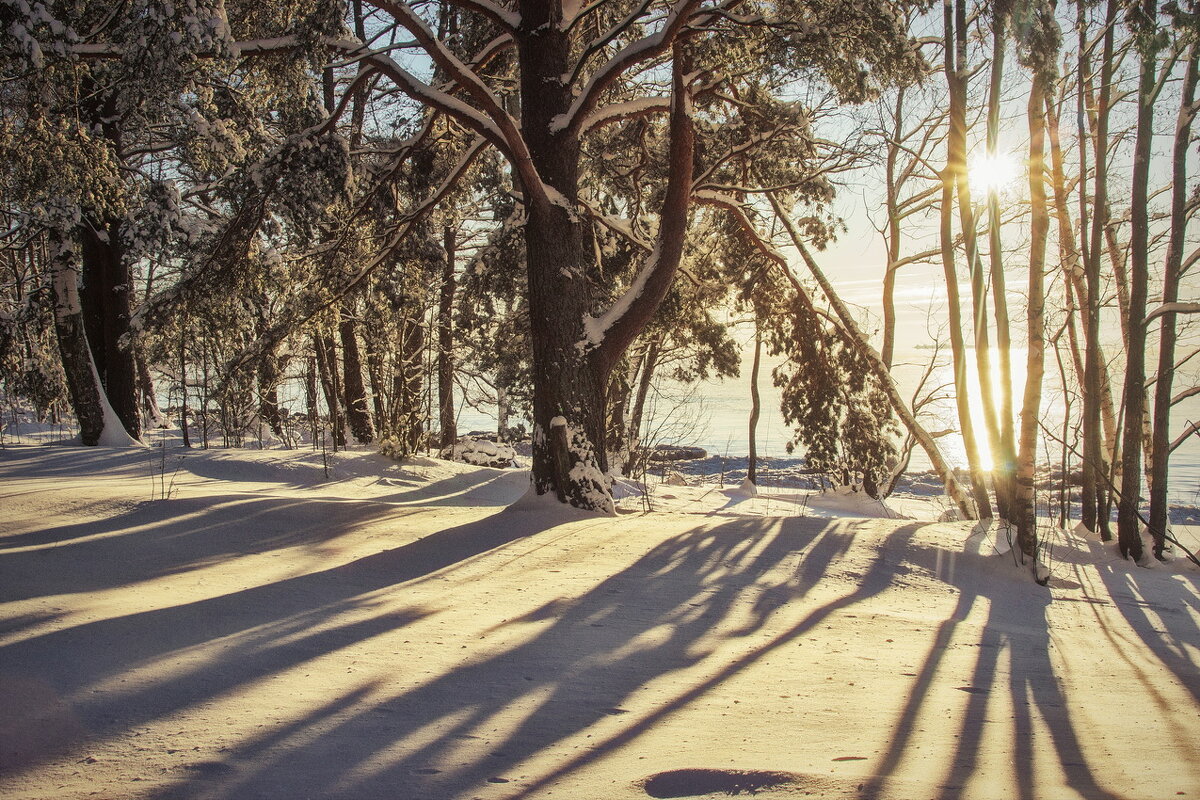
[1,438,1197,800]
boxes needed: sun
[969,151,1021,198]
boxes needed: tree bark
[942,0,992,518]
[985,4,1017,521]
[748,325,762,484]
[516,12,694,511]
[437,225,457,448]
[340,302,375,444]
[49,230,105,446]
[1016,70,1050,565]
[1117,0,1159,562]
[1147,41,1196,558]
[79,217,141,442]
[314,331,346,449]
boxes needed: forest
[1,2,1199,798]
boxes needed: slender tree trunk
[768,192,976,518]
[397,311,425,452]
[437,225,457,448]
[178,320,191,447]
[340,302,375,444]
[1016,70,1050,565]
[366,343,387,425]
[748,325,762,485]
[314,331,345,449]
[135,349,165,430]
[1117,0,1159,561]
[305,355,319,448]
[629,338,661,464]
[1147,42,1196,558]
[985,6,1017,521]
[942,0,992,518]
[881,88,905,371]
[1082,0,1118,539]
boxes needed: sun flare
[969,151,1021,198]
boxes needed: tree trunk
[748,325,762,484]
[1148,44,1198,559]
[768,192,976,519]
[517,14,609,509]
[1081,0,1118,539]
[881,87,904,371]
[395,311,425,452]
[985,6,1017,521]
[135,348,166,430]
[49,230,105,446]
[314,331,346,449]
[1016,70,1050,566]
[178,321,191,447]
[339,302,375,444]
[942,0,992,518]
[1117,0,1159,562]
[437,225,457,448]
[79,217,141,442]
[629,338,661,466]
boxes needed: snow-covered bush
[377,436,409,461]
[440,436,517,468]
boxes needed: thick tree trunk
[517,11,611,510]
[339,303,375,444]
[1117,0,1159,562]
[437,225,457,448]
[258,358,284,438]
[79,217,141,442]
[49,230,105,446]
[515,14,694,511]
[1148,44,1198,559]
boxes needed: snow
[1,440,1198,800]
[88,356,144,448]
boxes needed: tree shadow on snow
[117,517,918,800]
[0,504,560,775]
[862,536,1125,800]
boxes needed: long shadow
[135,518,915,800]
[1,465,528,601]
[864,536,1124,800]
[1093,547,1200,704]
[0,494,423,600]
[0,505,563,775]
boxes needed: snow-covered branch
[1145,301,1200,325]
[440,0,520,31]
[368,3,543,202]
[555,0,702,136]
